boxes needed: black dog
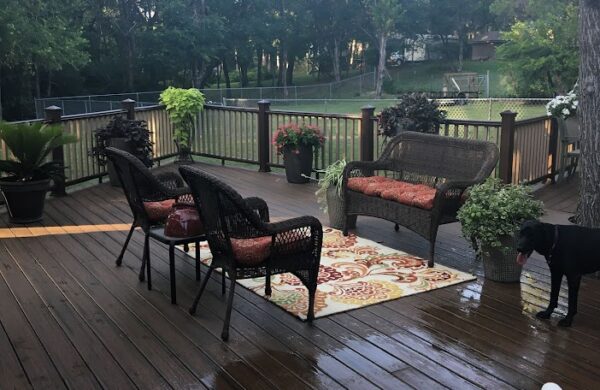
[516,219,600,327]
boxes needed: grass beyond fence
[224,98,549,121]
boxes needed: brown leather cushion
[380,183,437,210]
[347,176,393,193]
[144,199,176,223]
[230,236,272,265]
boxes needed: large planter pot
[481,235,522,282]
[326,186,356,229]
[174,141,194,165]
[0,178,51,223]
[283,145,313,184]
[106,137,133,186]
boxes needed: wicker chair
[105,147,205,303]
[179,165,323,341]
[342,132,499,267]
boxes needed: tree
[577,0,600,227]
[496,3,578,96]
[364,0,405,97]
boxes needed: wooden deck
[0,163,597,390]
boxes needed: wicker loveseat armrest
[343,160,390,179]
[243,197,270,222]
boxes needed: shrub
[90,116,153,168]
[377,93,447,138]
[457,178,544,253]
[272,123,325,154]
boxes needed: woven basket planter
[481,235,522,282]
[326,186,356,230]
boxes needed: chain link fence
[223,97,551,121]
[34,72,377,118]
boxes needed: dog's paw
[558,317,573,327]
[536,310,552,320]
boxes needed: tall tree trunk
[277,48,285,87]
[375,34,387,97]
[286,55,295,86]
[46,70,52,97]
[239,61,249,87]
[577,0,600,227]
[222,58,232,98]
[457,32,464,72]
[33,64,41,99]
[332,38,341,82]
[0,66,3,120]
[127,36,135,90]
[256,47,263,87]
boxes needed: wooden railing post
[548,117,559,183]
[499,110,517,184]
[257,100,271,172]
[121,98,136,120]
[360,105,375,161]
[45,105,66,196]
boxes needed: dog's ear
[538,222,555,251]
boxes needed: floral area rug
[183,228,476,320]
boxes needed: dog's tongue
[516,252,528,265]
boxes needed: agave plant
[0,122,78,182]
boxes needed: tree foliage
[0,0,584,120]
[496,2,578,96]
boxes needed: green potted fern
[457,178,544,282]
[159,87,206,163]
[0,122,77,223]
[316,160,355,229]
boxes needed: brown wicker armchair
[105,147,204,303]
[179,165,323,341]
[342,132,499,267]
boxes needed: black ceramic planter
[283,145,313,183]
[0,178,51,223]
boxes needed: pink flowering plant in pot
[272,123,325,183]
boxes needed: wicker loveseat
[342,132,499,267]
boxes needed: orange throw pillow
[347,176,392,193]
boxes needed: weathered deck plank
[0,161,595,390]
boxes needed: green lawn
[269,99,548,121]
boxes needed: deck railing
[21,99,560,195]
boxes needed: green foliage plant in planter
[377,93,447,139]
[273,123,325,184]
[315,159,356,229]
[90,115,153,186]
[457,178,544,282]
[159,87,206,163]
[0,122,77,223]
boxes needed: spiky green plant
[315,159,346,212]
[0,122,77,181]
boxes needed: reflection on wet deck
[1,162,596,389]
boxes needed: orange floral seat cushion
[381,183,437,210]
[230,236,272,265]
[143,199,176,223]
[347,176,392,193]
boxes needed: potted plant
[90,116,153,186]
[546,89,579,138]
[273,123,325,184]
[315,160,356,229]
[457,178,544,282]
[159,87,206,163]
[377,93,447,139]
[0,122,77,223]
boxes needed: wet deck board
[0,162,596,390]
